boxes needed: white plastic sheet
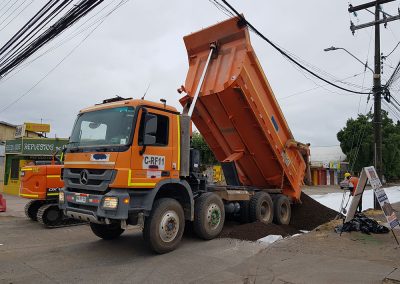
[310,186,400,213]
[257,235,283,244]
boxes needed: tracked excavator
[20,154,83,227]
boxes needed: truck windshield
[69,106,135,148]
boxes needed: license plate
[75,195,87,203]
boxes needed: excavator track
[24,200,45,221]
[37,203,86,228]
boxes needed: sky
[0,0,400,148]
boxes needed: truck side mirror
[143,114,157,146]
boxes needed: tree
[191,131,217,166]
[337,111,400,181]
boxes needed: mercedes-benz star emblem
[80,169,89,185]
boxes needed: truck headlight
[103,197,118,209]
[59,191,65,203]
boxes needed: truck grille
[63,168,116,194]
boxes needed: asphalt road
[0,217,266,283]
[2,193,400,283]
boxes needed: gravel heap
[290,192,338,231]
[219,192,338,241]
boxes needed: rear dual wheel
[249,192,274,224]
[243,192,292,225]
[273,194,291,225]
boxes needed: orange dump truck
[20,161,65,227]
[59,16,309,253]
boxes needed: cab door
[129,108,173,188]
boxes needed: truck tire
[90,223,125,240]
[193,192,225,240]
[273,194,291,225]
[249,192,274,224]
[37,204,63,227]
[24,200,44,221]
[143,198,185,254]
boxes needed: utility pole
[348,0,399,209]
[373,3,382,210]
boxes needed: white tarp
[257,235,283,244]
[311,186,400,213]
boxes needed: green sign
[5,140,22,154]
[5,138,68,155]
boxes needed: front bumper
[59,189,130,224]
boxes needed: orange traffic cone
[0,193,6,212]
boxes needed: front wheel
[90,222,125,240]
[143,198,185,254]
[193,192,225,240]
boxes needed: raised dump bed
[180,16,309,202]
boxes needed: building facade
[0,121,41,142]
[310,146,347,186]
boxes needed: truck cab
[60,98,199,253]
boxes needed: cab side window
[138,112,169,146]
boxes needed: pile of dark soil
[290,192,338,231]
[218,192,338,241]
[220,221,300,241]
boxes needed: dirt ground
[1,193,400,283]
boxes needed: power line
[0,0,19,22]
[0,0,29,27]
[278,73,365,100]
[217,0,371,95]
[0,0,107,80]
[383,41,400,59]
[0,1,14,16]
[347,26,374,168]
[383,100,400,121]
[212,0,357,89]
[0,0,34,32]
[0,0,121,85]
[0,0,130,114]
[0,31,96,114]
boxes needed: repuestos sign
[5,138,67,155]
